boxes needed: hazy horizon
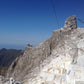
[0,44,26,50]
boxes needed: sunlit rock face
[7,15,84,84]
[23,28,84,84]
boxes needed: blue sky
[0,0,84,49]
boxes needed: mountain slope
[7,15,84,84]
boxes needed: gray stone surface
[75,81,84,84]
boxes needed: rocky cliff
[6,15,84,84]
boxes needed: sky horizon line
[0,0,84,49]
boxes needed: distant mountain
[0,48,24,67]
[0,48,24,76]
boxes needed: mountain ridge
[7,15,78,81]
[1,15,84,84]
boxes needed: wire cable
[51,0,59,28]
[78,18,84,24]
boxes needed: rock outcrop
[6,15,84,84]
[64,15,77,29]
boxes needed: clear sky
[0,0,84,49]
